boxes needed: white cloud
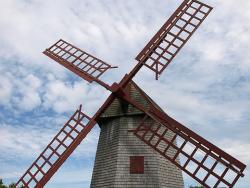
[42,80,85,113]
[42,79,108,114]
[198,41,226,62]
[0,75,12,105]
[219,140,250,164]
[14,74,42,111]
[0,123,54,159]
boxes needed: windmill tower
[90,81,184,187]
[14,0,246,188]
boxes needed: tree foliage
[0,179,24,188]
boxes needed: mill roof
[99,81,164,119]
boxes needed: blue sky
[0,0,249,187]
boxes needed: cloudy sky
[0,0,249,187]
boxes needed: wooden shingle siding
[91,82,184,187]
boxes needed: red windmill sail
[15,105,96,187]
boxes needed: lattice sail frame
[133,110,245,188]
[44,39,117,83]
[15,105,96,188]
[136,0,213,79]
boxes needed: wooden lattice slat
[133,110,246,188]
[15,105,96,188]
[43,39,117,83]
[136,0,213,79]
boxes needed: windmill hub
[110,82,126,96]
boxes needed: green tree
[8,183,15,188]
[0,179,24,188]
[0,179,7,188]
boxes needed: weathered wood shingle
[91,82,184,188]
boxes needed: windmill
[14,0,246,187]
